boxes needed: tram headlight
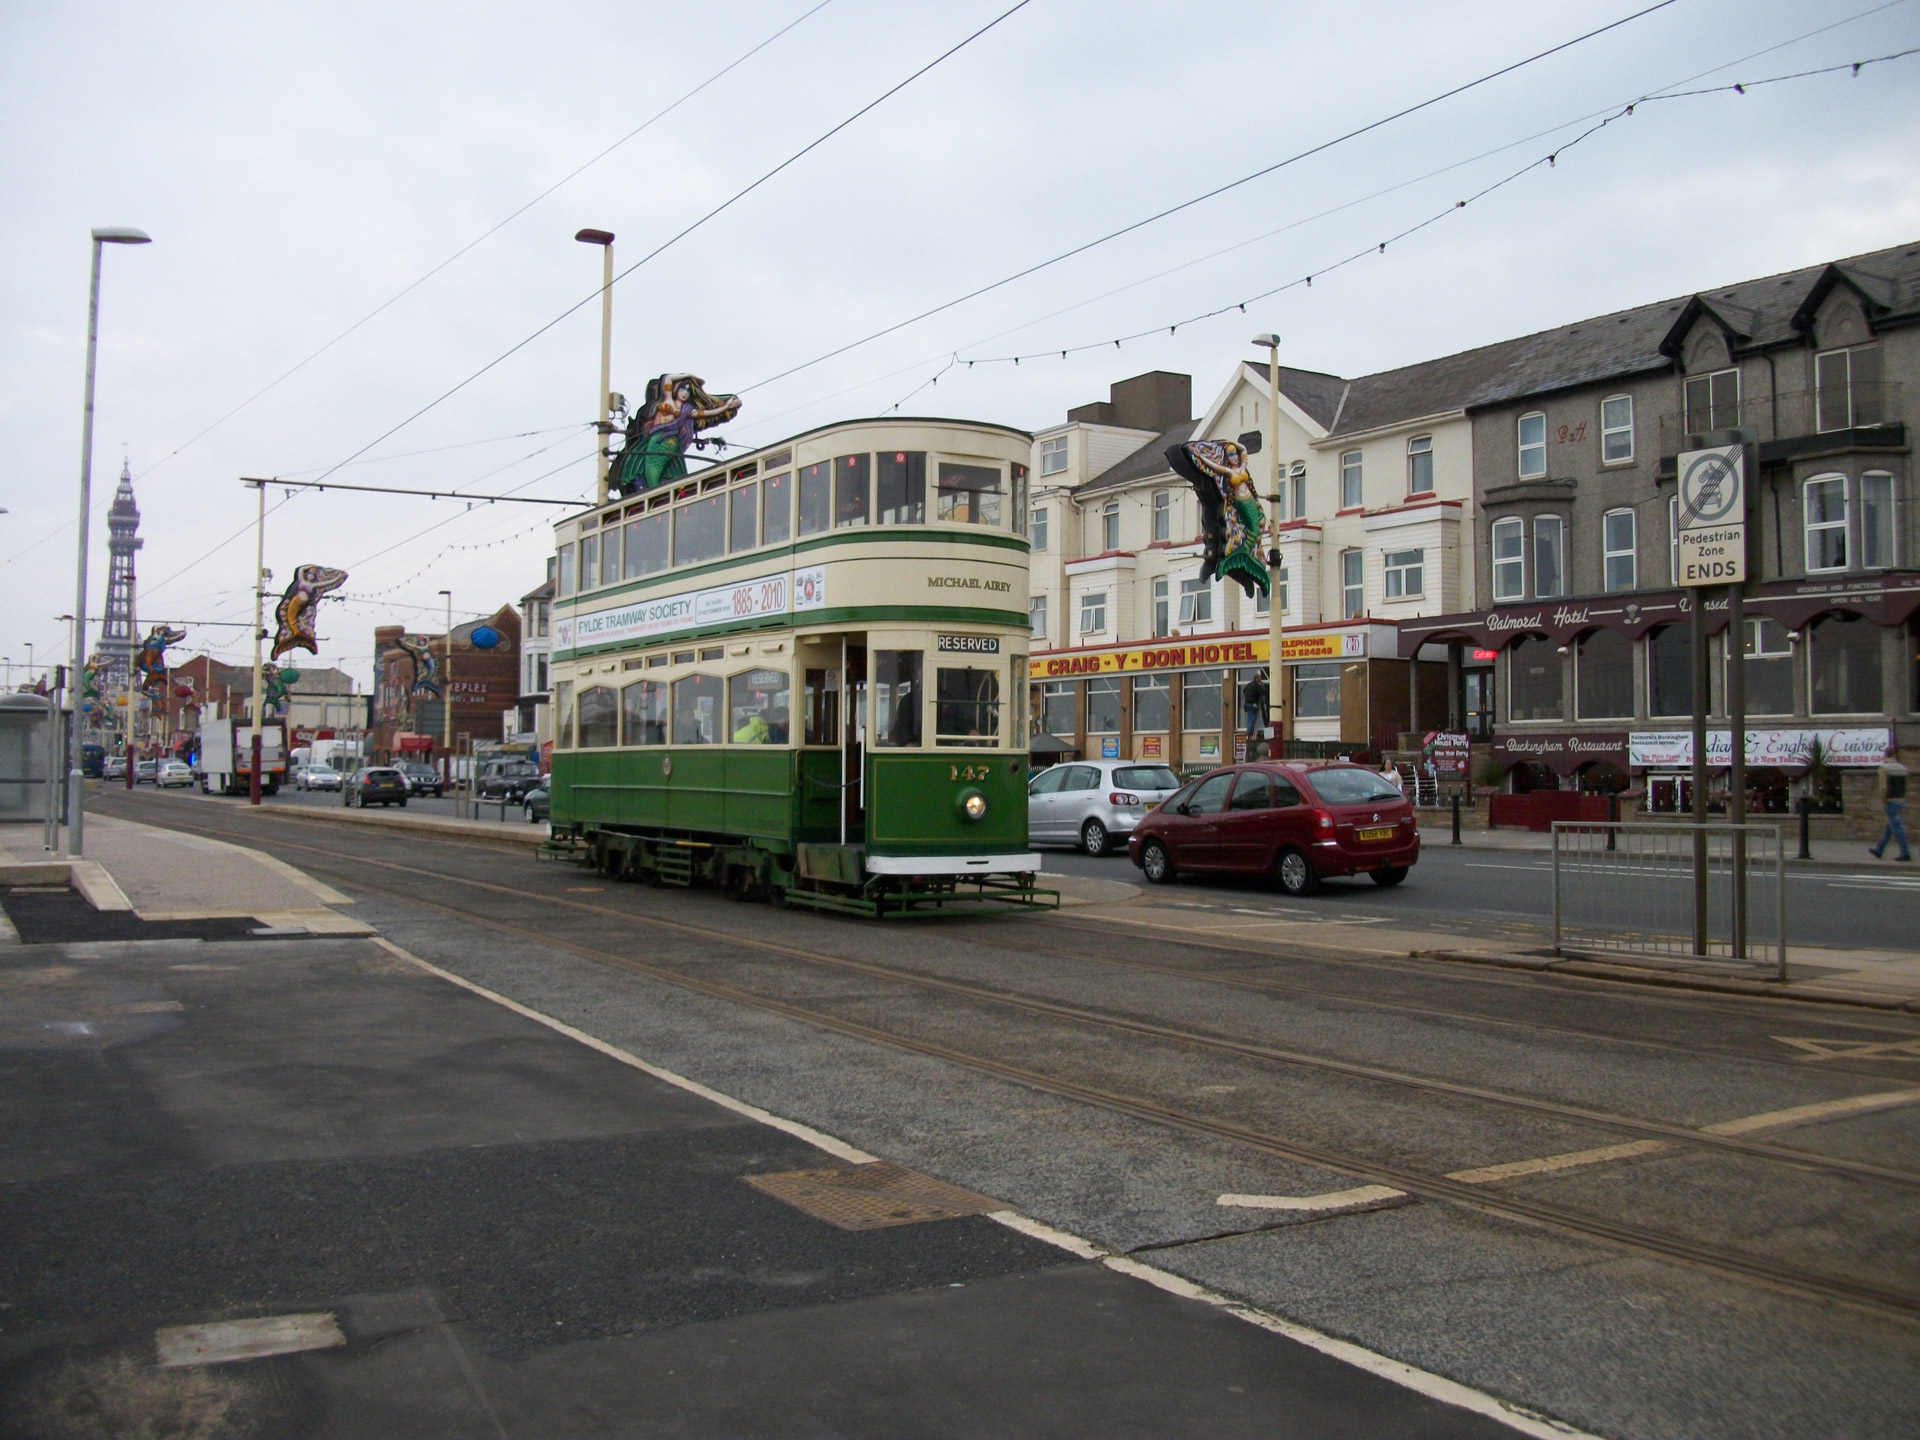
[959,790,988,823]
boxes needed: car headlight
[960,791,988,823]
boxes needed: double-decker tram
[545,416,1054,916]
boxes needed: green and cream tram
[545,416,1052,915]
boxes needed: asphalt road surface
[1038,838,1920,953]
[61,788,1920,1439]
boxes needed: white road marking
[1464,862,1548,872]
[1446,1140,1671,1184]
[382,939,1591,1436]
[156,1312,345,1368]
[373,937,878,1164]
[1100,1257,1606,1440]
[1218,1185,1406,1211]
[1776,1035,1920,1063]
[1700,1088,1920,1136]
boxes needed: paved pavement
[0,929,1528,1437]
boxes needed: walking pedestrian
[1869,757,1910,861]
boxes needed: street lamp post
[69,226,150,854]
[1253,334,1287,757]
[247,477,268,805]
[439,589,453,804]
[575,229,616,504]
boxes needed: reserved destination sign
[937,635,1001,653]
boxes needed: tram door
[843,643,867,842]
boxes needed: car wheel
[1370,866,1408,887]
[525,804,536,823]
[1080,818,1111,856]
[1276,846,1320,896]
[1140,839,1176,884]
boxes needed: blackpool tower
[96,459,142,706]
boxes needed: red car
[1127,762,1418,896]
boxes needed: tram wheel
[727,864,757,902]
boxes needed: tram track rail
[91,801,1920,1325]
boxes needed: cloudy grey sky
[4,0,1917,689]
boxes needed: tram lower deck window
[936,666,999,745]
[671,675,723,744]
[874,651,922,746]
[578,685,618,747]
[729,668,790,743]
[622,680,667,745]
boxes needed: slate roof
[1078,418,1198,495]
[1080,238,1920,488]
[1244,363,1348,430]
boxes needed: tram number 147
[950,764,991,781]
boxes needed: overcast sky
[4,0,1917,690]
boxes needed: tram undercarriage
[543,825,1057,918]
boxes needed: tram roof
[686,414,1034,475]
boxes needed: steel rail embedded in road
[90,797,1920,1326]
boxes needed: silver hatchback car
[1027,759,1183,856]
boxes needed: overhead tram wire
[128,0,839,490]
[142,429,593,608]
[726,19,1920,431]
[734,0,1685,397]
[889,43,1920,387]
[292,0,1037,495]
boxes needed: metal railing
[1551,821,1786,979]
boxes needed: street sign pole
[1676,441,1750,959]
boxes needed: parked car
[523,783,550,824]
[476,760,543,801]
[1027,760,1183,856]
[300,763,343,791]
[155,759,194,788]
[344,766,410,808]
[102,756,128,780]
[132,759,159,785]
[1128,762,1419,896]
[394,761,444,797]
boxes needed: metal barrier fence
[1550,822,1787,979]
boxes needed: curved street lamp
[69,227,150,854]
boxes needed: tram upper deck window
[730,482,757,552]
[729,668,790,743]
[625,511,668,578]
[878,452,926,525]
[874,651,923,746]
[671,674,723,744]
[798,462,831,536]
[578,532,599,590]
[578,685,618,747]
[674,492,726,565]
[834,454,868,528]
[556,543,575,598]
[937,463,1002,526]
[764,470,792,544]
[554,681,574,748]
[936,666,1000,746]
[621,680,666,745]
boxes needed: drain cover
[744,1161,1001,1231]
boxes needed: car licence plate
[1356,826,1395,842]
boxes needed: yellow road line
[1701,1088,1920,1136]
[1447,1140,1671,1184]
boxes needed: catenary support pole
[249,478,265,805]
[1728,580,1747,959]
[1690,591,1708,955]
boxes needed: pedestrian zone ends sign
[1675,445,1746,587]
